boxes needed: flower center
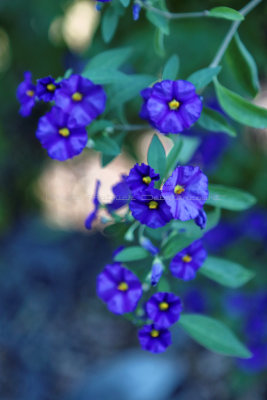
[159,301,169,311]
[117,282,129,291]
[182,254,192,263]
[168,99,180,110]
[174,185,185,195]
[150,329,160,338]
[58,127,70,137]
[142,176,152,185]
[148,201,158,209]
[72,92,83,101]
[47,83,56,91]
[26,90,35,97]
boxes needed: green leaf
[114,246,149,262]
[108,74,156,110]
[162,54,179,80]
[103,223,128,237]
[200,256,254,288]
[147,134,166,177]
[198,107,236,137]
[101,7,119,43]
[187,66,221,90]
[154,28,165,57]
[94,135,121,156]
[120,0,130,7]
[164,137,183,179]
[87,47,133,70]
[176,136,200,165]
[209,7,244,21]
[207,184,257,211]
[214,80,267,129]
[83,68,128,85]
[87,120,114,137]
[179,314,251,358]
[226,33,259,98]
[146,11,169,35]
[157,276,171,292]
[163,208,221,259]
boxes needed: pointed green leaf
[146,11,169,35]
[114,246,149,262]
[147,134,166,177]
[164,137,183,179]
[209,7,244,21]
[187,66,221,90]
[87,47,133,70]
[120,0,130,7]
[226,33,259,98]
[94,135,121,156]
[162,54,179,80]
[198,107,236,137]
[200,256,255,288]
[214,80,267,129]
[180,314,251,358]
[101,7,119,43]
[207,184,256,211]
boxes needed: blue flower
[140,237,159,255]
[151,260,164,286]
[129,188,172,229]
[162,166,208,221]
[55,74,106,125]
[36,76,60,102]
[16,71,36,117]
[85,180,101,229]
[145,292,182,328]
[107,175,131,212]
[195,209,207,230]
[170,240,207,281]
[126,163,160,195]
[36,106,88,161]
[132,3,141,20]
[138,324,172,353]
[140,80,202,134]
[97,263,142,314]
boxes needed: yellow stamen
[26,90,34,97]
[168,99,180,110]
[148,201,158,209]
[58,127,70,137]
[174,185,185,195]
[150,329,160,338]
[72,92,83,101]
[142,176,152,185]
[159,302,169,311]
[117,282,129,291]
[182,254,192,263]
[47,83,56,91]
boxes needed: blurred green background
[0,0,267,399]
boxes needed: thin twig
[209,0,262,68]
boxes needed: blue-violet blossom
[36,106,88,161]
[162,166,208,221]
[36,76,60,102]
[17,71,36,117]
[170,240,207,281]
[138,324,172,353]
[140,80,202,134]
[126,163,160,195]
[97,263,142,314]
[145,292,182,327]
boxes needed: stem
[138,2,209,20]
[209,0,262,68]
[138,0,261,22]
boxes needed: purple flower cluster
[138,292,182,353]
[17,72,106,161]
[127,163,208,229]
[140,80,202,134]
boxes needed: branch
[209,0,262,68]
